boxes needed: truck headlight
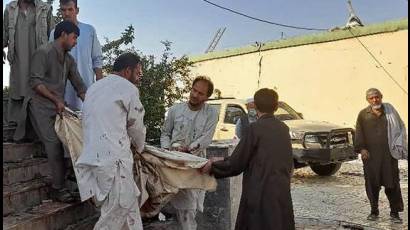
[304,135,318,143]
[289,131,304,140]
[304,134,322,149]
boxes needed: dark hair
[54,20,80,40]
[254,88,279,114]
[192,76,214,98]
[60,0,77,8]
[113,53,141,72]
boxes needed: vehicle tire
[310,163,342,176]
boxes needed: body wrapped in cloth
[55,110,217,218]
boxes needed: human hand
[79,92,85,101]
[189,144,200,152]
[360,149,370,161]
[174,146,190,153]
[210,157,224,162]
[55,100,65,117]
[200,160,213,174]
[200,157,224,174]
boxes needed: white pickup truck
[208,98,358,176]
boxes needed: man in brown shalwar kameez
[201,88,295,230]
[15,21,87,202]
[354,88,405,224]
[3,0,54,131]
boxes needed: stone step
[3,142,43,163]
[3,178,49,216]
[3,125,15,142]
[143,220,179,230]
[64,213,99,230]
[3,158,50,186]
[3,201,98,230]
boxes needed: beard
[64,45,73,52]
[130,70,142,85]
[188,99,199,107]
[371,104,382,109]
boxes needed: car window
[275,105,299,121]
[208,104,221,121]
[224,104,246,124]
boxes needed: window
[275,103,301,121]
[208,104,221,122]
[224,105,246,124]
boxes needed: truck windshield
[276,102,302,121]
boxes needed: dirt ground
[291,160,408,230]
[144,159,408,230]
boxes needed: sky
[2,0,408,87]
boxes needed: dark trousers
[29,101,66,190]
[365,179,404,213]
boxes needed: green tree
[101,25,135,73]
[47,0,63,24]
[3,86,9,97]
[38,1,193,144]
[102,26,193,144]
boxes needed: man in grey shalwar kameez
[21,21,87,202]
[355,88,407,224]
[3,0,54,130]
[160,76,218,230]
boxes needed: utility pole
[205,27,226,53]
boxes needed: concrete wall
[190,21,408,129]
[198,144,241,230]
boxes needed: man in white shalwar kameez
[75,53,146,230]
[161,76,218,230]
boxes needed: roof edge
[189,18,408,63]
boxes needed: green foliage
[101,25,135,73]
[45,1,193,144]
[54,10,63,24]
[47,0,63,24]
[102,26,193,144]
[3,86,9,98]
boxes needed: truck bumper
[293,145,358,164]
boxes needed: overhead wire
[348,28,408,95]
[202,0,329,31]
[202,0,407,94]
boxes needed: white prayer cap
[246,97,254,104]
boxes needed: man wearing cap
[354,88,407,223]
[16,21,87,202]
[3,0,54,133]
[235,97,257,139]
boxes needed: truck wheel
[310,163,342,176]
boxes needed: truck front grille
[304,131,353,149]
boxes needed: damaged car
[208,98,357,176]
